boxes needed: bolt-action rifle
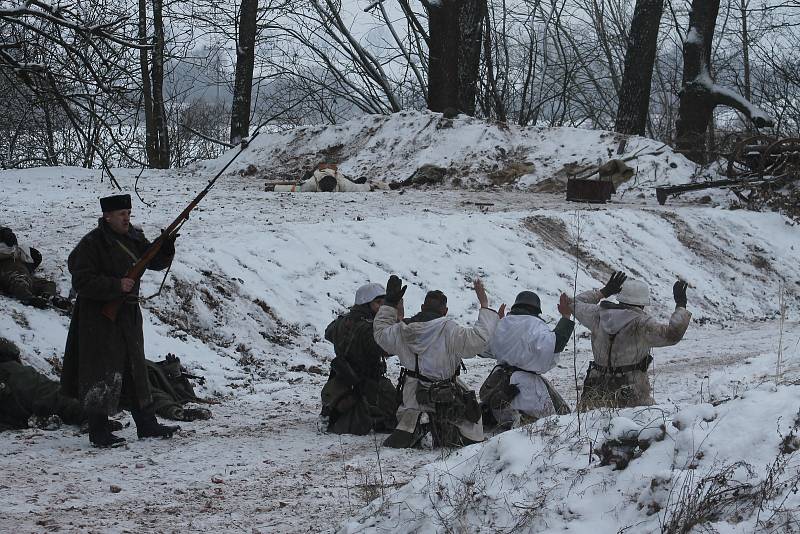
[101,134,261,321]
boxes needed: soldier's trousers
[0,268,56,300]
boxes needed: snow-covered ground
[1,114,798,533]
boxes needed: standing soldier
[61,194,180,448]
[571,271,691,409]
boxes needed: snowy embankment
[342,385,800,533]
[196,110,697,195]
[0,113,798,532]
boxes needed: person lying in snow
[0,338,210,433]
[300,167,372,192]
[374,276,501,448]
[0,226,71,311]
[0,337,88,432]
[570,272,691,409]
[320,282,398,435]
[274,166,389,192]
[479,291,574,431]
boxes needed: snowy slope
[3,166,798,382]
[341,383,800,533]
[0,114,798,533]
[197,110,698,195]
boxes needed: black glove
[601,271,627,297]
[28,247,42,271]
[160,229,178,256]
[673,280,688,308]
[504,383,520,399]
[22,296,49,309]
[384,275,407,307]
[0,227,17,247]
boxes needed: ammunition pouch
[330,357,360,388]
[416,379,481,424]
[588,355,652,376]
[479,365,520,410]
[582,366,637,407]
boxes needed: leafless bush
[660,461,758,533]
[660,449,800,534]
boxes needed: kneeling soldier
[571,271,691,409]
[480,291,574,430]
[375,276,500,448]
[321,282,398,435]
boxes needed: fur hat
[100,194,131,212]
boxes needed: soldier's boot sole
[137,424,180,439]
[90,435,127,449]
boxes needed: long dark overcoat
[61,219,173,415]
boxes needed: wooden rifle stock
[100,131,261,321]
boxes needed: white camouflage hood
[599,307,641,335]
[401,316,450,358]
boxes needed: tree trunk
[43,101,57,166]
[740,0,751,101]
[151,0,170,168]
[614,0,663,136]
[230,0,258,145]
[457,0,486,116]
[426,0,486,115]
[138,0,158,167]
[675,0,773,163]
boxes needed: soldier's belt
[589,355,653,375]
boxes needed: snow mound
[340,388,800,533]
[200,110,698,194]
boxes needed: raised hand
[601,271,627,297]
[498,303,507,319]
[385,275,407,306]
[558,292,572,318]
[673,279,688,308]
[474,278,488,308]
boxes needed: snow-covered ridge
[199,110,697,193]
[2,170,798,384]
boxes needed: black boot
[132,408,180,439]
[88,414,126,448]
[80,419,125,434]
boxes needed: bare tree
[615,0,663,135]
[230,0,258,144]
[148,0,170,167]
[674,0,773,163]
[0,0,147,171]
